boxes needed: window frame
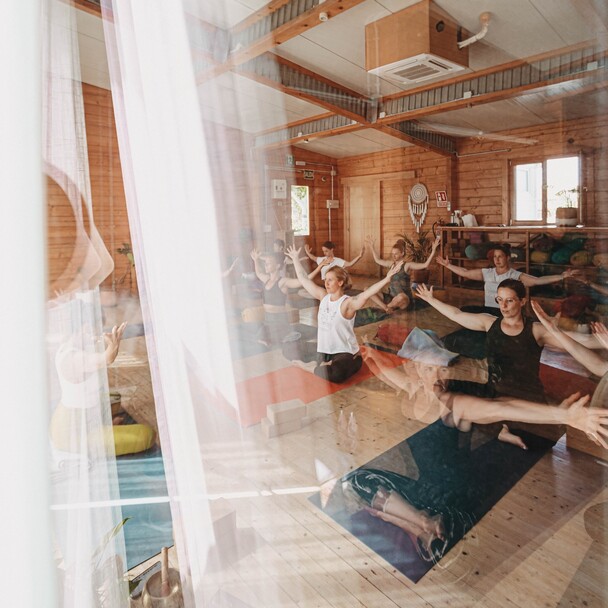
[509,153,583,226]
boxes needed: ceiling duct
[366,0,469,85]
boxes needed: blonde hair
[326,266,352,291]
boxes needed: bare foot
[498,424,527,450]
[292,359,317,373]
[420,512,446,541]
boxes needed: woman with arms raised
[437,243,580,315]
[365,234,440,313]
[286,245,404,383]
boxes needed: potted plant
[555,187,579,227]
[396,229,434,283]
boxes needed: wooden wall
[456,114,608,227]
[337,146,452,282]
[257,147,341,256]
[82,83,131,292]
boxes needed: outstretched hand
[104,322,127,365]
[530,300,561,337]
[436,255,449,267]
[431,235,441,249]
[286,245,302,261]
[591,322,608,350]
[304,244,312,254]
[562,392,608,448]
[365,235,376,247]
[415,283,434,302]
[250,249,261,261]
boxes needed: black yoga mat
[309,419,553,583]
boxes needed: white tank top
[317,294,359,355]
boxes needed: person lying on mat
[414,278,600,448]
[365,234,441,313]
[436,243,581,315]
[362,343,608,449]
[250,249,302,347]
[286,244,403,383]
[303,240,364,281]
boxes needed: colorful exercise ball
[593,253,608,269]
[570,250,592,266]
[530,250,550,263]
[465,244,481,260]
[551,247,573,265]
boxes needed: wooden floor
[111,283,608,608]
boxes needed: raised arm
[365,235,391,268]
[530,300,608,377]
[520,268,581,287]
[405,235,441,271]
[443,390,607,447]
[286,245,326,301]
[344,246,365,268]
[307,258,329,280]
[343,261,404,317]
[436,255,484,281]
[250,249,269,283]
[415,284,495,331]
[303,243,318,263]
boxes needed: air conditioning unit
[366,0,469,85]
[369,53,466,85]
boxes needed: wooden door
[343,171,415,276]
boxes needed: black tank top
[486,316,546,402]
[263,279,286,306]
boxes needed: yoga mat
[235,346,404,426]
[310,420,553,583]
[116,447,173,570]
[354,308,390,327]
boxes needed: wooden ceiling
[74,0,608,157]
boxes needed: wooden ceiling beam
[375,125,455,157]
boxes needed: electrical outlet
[326,200,339,209]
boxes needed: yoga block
[210,498,237,544]
[261,416,303,438]
[566,428,608,461]
[267,399,306,425]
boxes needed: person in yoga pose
[437,243,581,315]
[285,245,404,383]
[303,240,365,281]
[414,278,600,448]
[362,338,608,446]
[365,234,441,313]
[250,249,301,346]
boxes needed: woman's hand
[286,245,302,261]
[104,322,127,365]
[562,268,583,279]
[436,255,450,267]
[386,260,404,279]
[415,283,434,302]
[562,392,608,447]
[591,322,608,350]
[304,244,312,255]
[250,249,261,261]
[365,235,376,247]
[432,235,441,250]
[530,300,562,337]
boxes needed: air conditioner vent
[372,53,466,84]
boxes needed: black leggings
[314,352,362,383]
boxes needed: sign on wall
[272,179,287,199]
[435,190,450,207]
[303,170,315,180]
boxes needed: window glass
[514,162,542,221]
[291,184,310,236]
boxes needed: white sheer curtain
[0,2,54,606]
[43,1,127,606]
[102,1,240,603]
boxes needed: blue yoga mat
[116,447,173,570]
[309,419,552,582]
